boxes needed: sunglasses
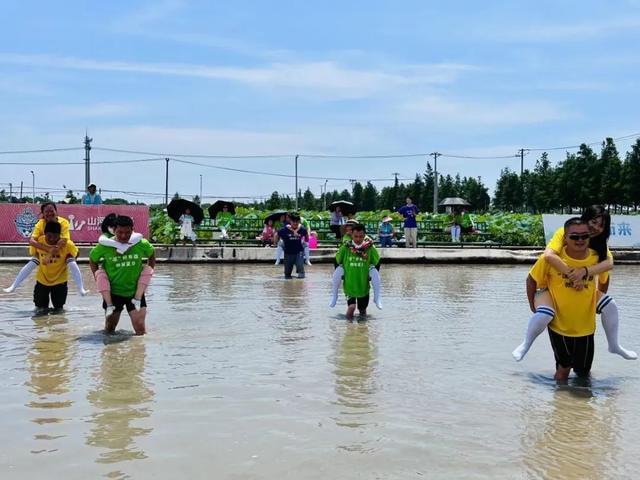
[568,233,590,241]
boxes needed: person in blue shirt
[82,183,103,205]
[397,197,419,248]
[277,213,307,279]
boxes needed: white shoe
[306,260,312,266]
[80,289,90,296]
[3,286,16,293]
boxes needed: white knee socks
[370,267,382,309]
[67,259,89,296]
[3,258,38,292]
[597,296,637,360]
[329,265,344,307]
[512,306,555,361]
[304,243,311,265]
[274,240,284,265]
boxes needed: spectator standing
[330,206,344,240]
[397,197,419,248]
[82,183,103,205]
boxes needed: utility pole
[518,148,528,176]
[164,158,170,206]
[199,174,203,204]
[295,154,299,210]
[323,179,328,210]
[30,170,35,203]
[9,182,12,199]
[429,152,441,212]
[20,181,23,200]
[84,132,92,187]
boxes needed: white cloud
[0,53,475,100]
[111,0,186,32]
[401,95,572,127]
[491,18,640,42]
[51,103,137,119]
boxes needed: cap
[345,219,359,225]
[382,216,392,222]
[87,183,96,188]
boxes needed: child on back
[334,224,381,319]
[330,220,382,309]
[29,221,79,315]
[277,213,308,279]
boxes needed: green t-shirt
[461,212,472,228]
[89,240,155,297]
[335,242,380,298]
[300,216,311,233]
[217,212,234,227]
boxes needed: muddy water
[1,264,639,479]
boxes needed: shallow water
[1,263,640,479]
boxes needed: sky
[1,0,640,205]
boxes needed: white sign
[542,214,640,248]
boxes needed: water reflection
[523,383,620,479]
[26,315,74,447]
[333,322,378,428]
[86,339,154,465]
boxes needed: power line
[0,147,83,155]
[93,146,293,159]
[525,131,640,152]
[0,157,166,166]
[169,157,409,182]
[2,131,639,161]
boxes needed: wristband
[583,266,589,278]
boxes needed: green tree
[265,191,281,210]
[301,187,316,210]
[530,153,556,213]
[493,168,523,211]
[362,182,378,211]
[351,182,364,211]
[599,138,622,212]
[623,139,640,210]
[422,162,435,212]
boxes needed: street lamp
[30,170,35,204]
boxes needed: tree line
[258,164,491,212]
[494,138,640,213]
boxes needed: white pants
[404,228,417,248]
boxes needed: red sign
[0,204,150,243]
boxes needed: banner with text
[0,204,149,243]
[542,214,640,248]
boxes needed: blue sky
[1,0,640,204]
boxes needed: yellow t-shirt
[547,226,612,259]
[31,217,71,240]
[529,248,607,337]
[29,236,79,286]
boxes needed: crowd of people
[1,198,636,381]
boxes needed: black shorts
[347,295,370,311]
[103,294,147,312]
[34,281,67,309]
[548,329,594,377]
